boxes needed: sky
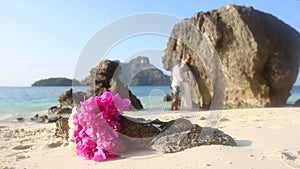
[0,0,299,86]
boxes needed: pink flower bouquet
[68,91,131,162]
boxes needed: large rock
[119,117,236,152]
[150,119,236,153]
[163,5,300,109]
[55,117,69,140]
[59,115,236,151]
[58,89,73,107]
[48,89,86,115]
[89,59,143,110]
[58,88,86,107]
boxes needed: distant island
[82,56,171,86]
[129,68,170,86]
[32,78,83,86]
[120,56,170,86]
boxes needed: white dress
[181,70,193,110]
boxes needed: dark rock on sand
[55,107,72,115]
[162,5,300,109]
[58,115,236,152]
[48,106,58,114]
[16,117,25,122]
[30,114,62,123]
[119,116,171,149]
[55,117,69,140]
[119,116,236,152]
[150,118,236,153]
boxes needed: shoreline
[1,107,300,169]
[1,105,299,127]
[0,110,49,127]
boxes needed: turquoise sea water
[287,85,300,104]
[0,86,74,121]
[0,86,171,121]
[0,86,299,121]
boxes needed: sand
[1,107,300,169]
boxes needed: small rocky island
[32,77,83,86]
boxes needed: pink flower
[113,93,131,113]
[76,137,97,160]
[69,91,131,162]
[91,148,107,162]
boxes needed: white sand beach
[1,107,300,169]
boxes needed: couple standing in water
[171,53,193,111]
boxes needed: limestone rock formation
[162,5,300,109]
[129,68,170,86]
[48,88,86,115]
[82,56,171,86]
[119,56,170,86]
[58,89,73,108]
[88,59,143,110]
[58,88,86,107]
[55,117,69,140]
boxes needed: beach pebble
[260,156,266,160]
[12,144,32,150]
[3,138,10,141]
[47,141,63,148]
[2,131,13,138]
[16,117,25,122]
[15,155,28,161]
[220,118,230,122]
[61,142,69,147]
[281,152,297,161]
[204,163,212,167]
[199,117,206,120]
[227,161,233,165]
[2,167,15,169]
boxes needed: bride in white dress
[180,64,193,110]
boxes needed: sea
[0,86,171,123]
[0,86,299,123]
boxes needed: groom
[171,54,191,110]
